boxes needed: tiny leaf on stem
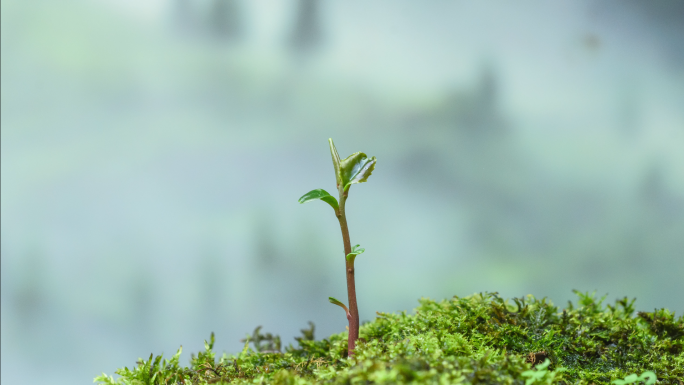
[298,189,339,211]
[329,297,351,320]
[345,244,365,263]
[328,297,349,312]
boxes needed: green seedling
[299,138,377,356]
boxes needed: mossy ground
[95,292,683,384]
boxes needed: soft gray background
[2,1,683,384]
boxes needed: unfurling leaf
[346,244,365,263]
[329,138,343,188]
[298,189,339,211]
[328,297,349,312]
[340,152,377,192]
[329,138,377,192]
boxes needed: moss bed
[95,292,683,384]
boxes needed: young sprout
[346,245,365,264]
[299,138,376,356]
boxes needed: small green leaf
[535,359,551,371]
[639,371,657,385]
[298,189,339,211]
[346,244,365,263]
[339,152,377,191]
[172,346,182,361]
[328,297,349,312]
[329,139,342,188]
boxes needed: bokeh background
[2,1,684,384]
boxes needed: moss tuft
[95,292,683,384]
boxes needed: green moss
[95,292,683,384]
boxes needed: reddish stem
[336,190,359,357]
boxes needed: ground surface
[95,292,683,384]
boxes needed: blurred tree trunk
[210,0,242,41]
[291,0,321,53]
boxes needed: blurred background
[2,0,684,384]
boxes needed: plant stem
[336,189,359,357]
